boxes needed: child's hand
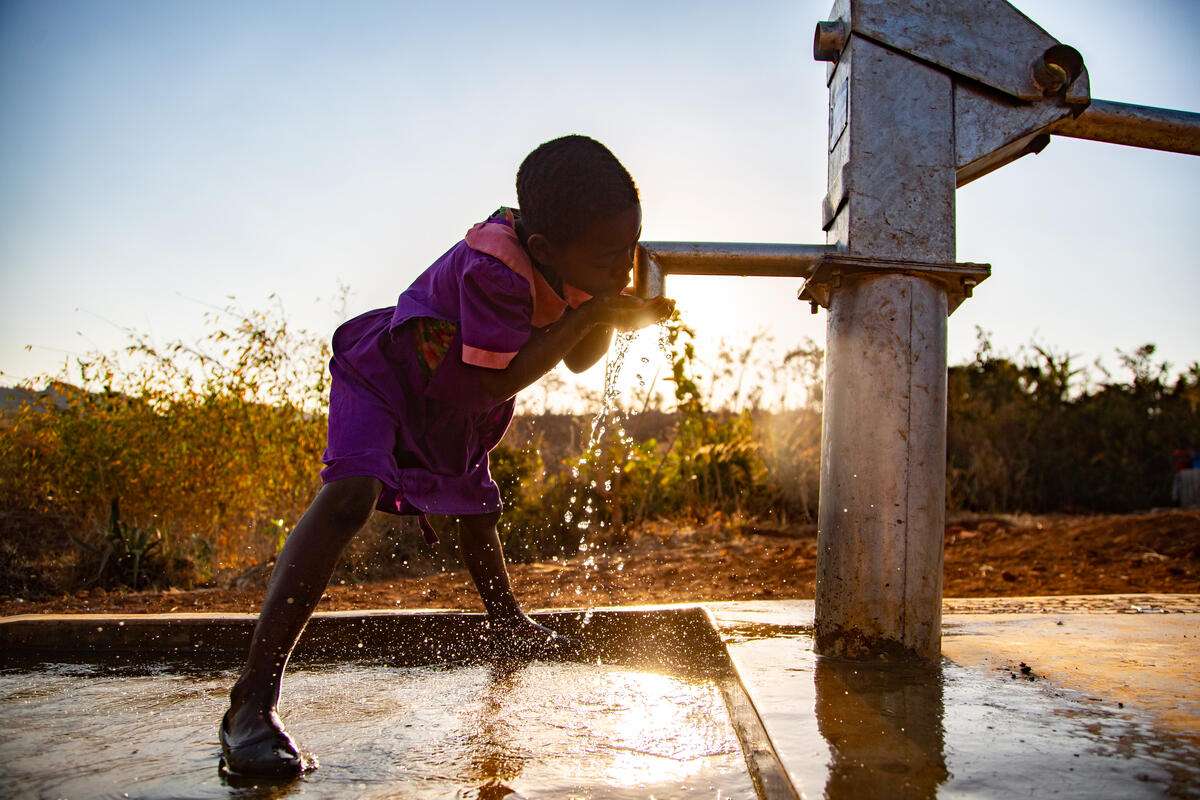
[590,295,675,332]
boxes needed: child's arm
[474,296,672,401]
[562,324,613,374]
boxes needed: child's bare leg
[458,512,565,652]
[223,477,381,757]
[458,512,524,620]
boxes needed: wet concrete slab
[942,613,1199,744]
[708,597,1200,798]
[0,660,759,799]
[2,595,1197,798]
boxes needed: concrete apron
[3,595,1198,798]
[715,596,1200,799]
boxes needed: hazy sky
[2,0,1198,404]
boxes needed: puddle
[0,660,758,799]
[718,621,812,644]
[723,622,1200,799]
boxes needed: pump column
[812,24,955,662]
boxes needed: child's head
[516,135,641,297]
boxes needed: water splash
[568,330,635,509]
[560,322,674,602]
[657,319,672,361]
[560,330,638,599]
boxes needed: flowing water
[553,319,676,603]
[560,328,653,600]
[0,659,756,799]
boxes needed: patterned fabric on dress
[413,317,457,377]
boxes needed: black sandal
[218,709,316,779]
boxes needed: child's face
[529,204,642,298]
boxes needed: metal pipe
[1050,99,1200,156]
[818,272,949,662]
[638,241,834,278]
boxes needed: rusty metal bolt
[813,20,848,62]
[1033,61,1069,94]
[1032,44,1084,96]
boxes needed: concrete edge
[700,607,803,800]
[4,594,1196,626]
[0,605,727,667]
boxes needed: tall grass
[1,300,329,590]
[1,299,1196,595]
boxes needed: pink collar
[464,222,591,328]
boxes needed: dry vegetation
[1,299,1197,608]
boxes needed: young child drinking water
[220,135,674,777]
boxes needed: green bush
[948,332,1200,513]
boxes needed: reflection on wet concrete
[715,602,1200,799]
[0,659,756,799]
[462,662,527,798]
[814,658,947,799]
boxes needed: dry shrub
[3,301,1196,598]
[948,332,1200,513]
[0,299,329,591]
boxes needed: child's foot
[487,613,577,660]
[219,702,316,779]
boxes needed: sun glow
[599,670,737,789]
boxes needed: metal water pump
[634,0,1200,661]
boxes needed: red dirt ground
[2,510,1197,617]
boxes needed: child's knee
[317,477,381,533]
[459,510,501,537]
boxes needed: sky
[2,0,1198,408]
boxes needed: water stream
[561,323,671,600]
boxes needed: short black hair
[516,135,639,244]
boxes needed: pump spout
[633,241,834,299]
[1051,99,1200,156]
[633,247,666,299]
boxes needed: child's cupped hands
[589,295,676,332]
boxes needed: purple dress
[320,208,590,541]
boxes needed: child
[219,135,674,777]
